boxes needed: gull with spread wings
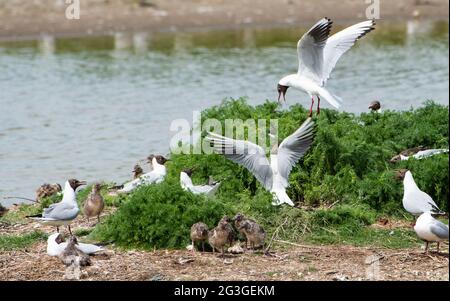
[205,118,314,206]
[277,18,375,116]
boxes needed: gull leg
[308,96,315,117]
[437,242,440,253]
[56,226,59,233]
[68,225,73,236]
[202,241,205,252]
[317,96,321,115]
[97,215,100,223]
[424,242,429,254]
[191,240,195,252]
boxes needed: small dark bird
[36,183,62,202]
[233,214,266,250]
[208,216,234,257]
[190,222,209,252]
[83,183,105,224]
[133,164,144,179]
[60,236,91,267]
[0,203,7,217]
[368,100,381,112]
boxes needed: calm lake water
[0,20,448,206]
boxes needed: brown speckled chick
[60,236,91,267]
[133,164,144,179]
[83,183,105,223]
[234,214,266,250]
[208,216,234,256]
[36,183,62,202]
[190,222,209,252]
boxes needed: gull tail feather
[317,87,343,109]
[272,190,295,207]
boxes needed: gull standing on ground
[118,155,169,193]
[414,211,449,253]
[83,183,105,224]
[396,170,446,216]
[206,118,314,206]
[180,168,221,196]
[277,18,375,116]
[47,233,104,257]
[28,179,86,234]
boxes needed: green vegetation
[0,231,47,251]
[89,99,448,250]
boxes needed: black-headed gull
[397,170,445,216]
[47,233,104,257]
[118,155,169,193]
[414,211,448,253]
[368,100,381,112]
[390,148,448,163]
[28,179,86,234]
[180,168,221,196]
[206,118,314,206]
[277,18,375,116]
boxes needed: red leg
[317,96,321,115]
[308,96,315,117]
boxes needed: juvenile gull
[190,222,209,252]
[397,170,445,216]
[208,216,234,257]
[233,213,266,250]
[180,168,221,196]
[277,18,375,116]
[28,179,86,234]
[206,118,314,206]
[36,183,62,202]
[414,211,449,253]
[83,183,105,224]
[133,164,144,179]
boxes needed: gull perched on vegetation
[414,211,449,253]
[28,179,86,234]
[47,233,104,257]
[180,168,221,196]
[277,18,375,116]
[396,170,445,216]
[206,118,314,206]
[390,148,448,163]
[118,155,169,193]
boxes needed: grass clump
[0,231,48,251]
[91,98,448,250]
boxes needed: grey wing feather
[205,132,273,190]
[43,202,79,220]
[277,118,315,184]
[430,222,449,240]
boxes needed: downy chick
[208,216,234,257]
[190,222,209,252]
[234,214,266,250]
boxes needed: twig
[327,200,341,209]
[264,217,289,254]
[3,196,38,203]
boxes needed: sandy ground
[0,0,448,40]
[0,208,448,281]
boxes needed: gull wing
[430,221,449,240]
[297,18,333,84]
[322,20,375,84]
[277,118,315,187]
[205,132,273,190]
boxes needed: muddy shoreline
[0,0,448,41]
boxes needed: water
[0,20,448,206]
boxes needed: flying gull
[277,18,375,116]
[206,118,314,206]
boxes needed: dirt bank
[0,0,448,40]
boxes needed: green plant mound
[90,98,448,250]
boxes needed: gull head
[147,154,155,164]
[154,155,170,165]
[68,179,87,191]
[277,83,289,104]
[394,169,409,181]
[133,164,143,177]
[182,168,195,177]
[368,100,381,111]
